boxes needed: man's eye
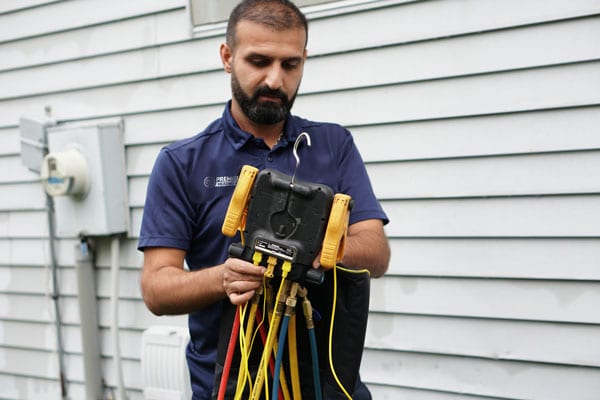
[283,60,300,70]
[250,58,269,67]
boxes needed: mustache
[253,86,288,102]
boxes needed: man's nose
[264,65,284,90]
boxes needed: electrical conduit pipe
[111,235,127,400]
[76,238,104,399]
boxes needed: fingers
[312,251,321,269]
[226,258,267,278]
[222,258,266,305]
[228,290,256,306]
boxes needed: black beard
[231,72,297,125]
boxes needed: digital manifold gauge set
[216,133,369,400]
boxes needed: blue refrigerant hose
[272,314,290,400]
[308,326,323,400]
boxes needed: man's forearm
[342,219,390,277]
[142,262,227,316]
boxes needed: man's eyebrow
[284,56,304,63]
[245,52,270,59]
[244,52,303,62]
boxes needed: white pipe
[75,238,103,400]
[110,235,127,400]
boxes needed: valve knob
[305,268,324,286]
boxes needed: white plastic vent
[141,326,192,400]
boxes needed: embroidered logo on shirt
[204,175,239,188]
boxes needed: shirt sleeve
[137,147,196,251]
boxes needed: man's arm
[140,247,267,315]
[342,219,390,278]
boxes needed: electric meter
[40,148,90,198]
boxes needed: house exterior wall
[0,0,599,398]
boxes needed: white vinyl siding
[0,0,599,398]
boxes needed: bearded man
[138,1,390,398]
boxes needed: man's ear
[220,43,232,73]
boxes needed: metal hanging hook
[291,132,311,187]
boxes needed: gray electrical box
[46,120,129,237]
[19,116,54,173]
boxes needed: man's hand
[222,257,266,305]
[141,247,266,315]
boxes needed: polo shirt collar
[222,100,299,150]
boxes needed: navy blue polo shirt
[138,101,388,399]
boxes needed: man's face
[231,67,294,125]
[222,20,307,126]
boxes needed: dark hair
[226,0,308,48]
